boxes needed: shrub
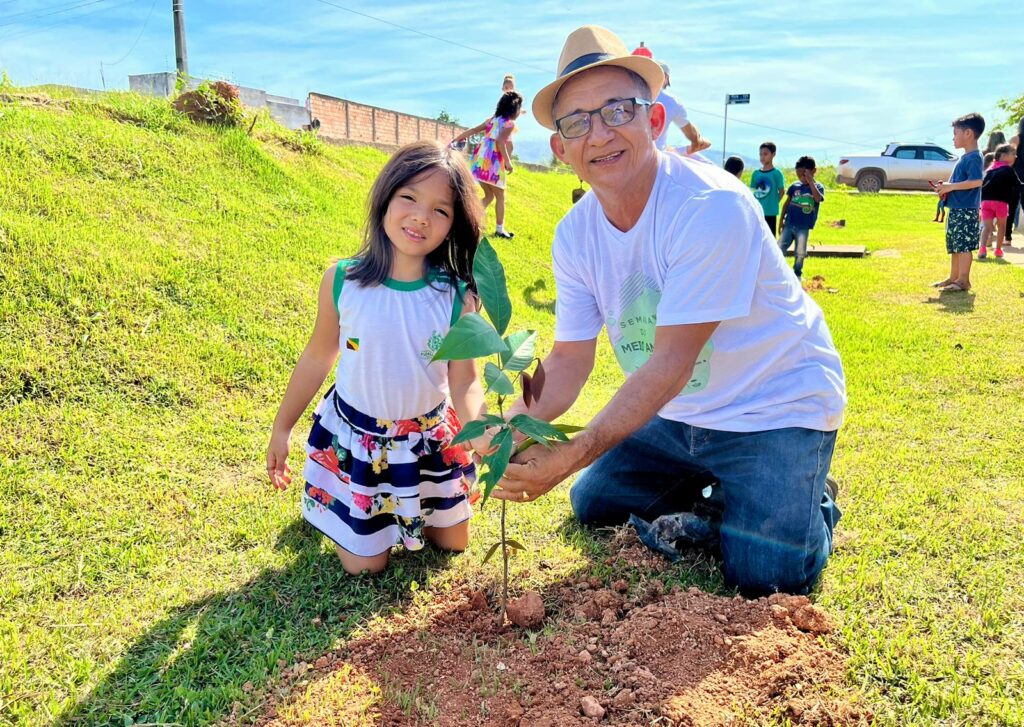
[172,80,244,127]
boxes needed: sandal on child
[939,282,969,292]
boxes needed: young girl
[267,141,488,575]
[451,91,523,239]
[979,144,1021,259]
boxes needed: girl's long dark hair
[494,91,522,121]
[347,141,483,293]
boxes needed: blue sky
[0,0,1018,165]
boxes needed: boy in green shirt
[750,141,786,234]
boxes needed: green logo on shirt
[606,272,713,394]
[420,330,443,361]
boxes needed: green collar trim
[383,277,429,291]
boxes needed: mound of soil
[251,534,870,726]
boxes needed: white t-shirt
[656,89,689,151]
[333,265,465,420]
[552,152,846,432]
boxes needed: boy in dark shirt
[932,113,985,292]
[778,156,825,280]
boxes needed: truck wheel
[857,172,883,193]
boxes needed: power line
[685,105,877,149]
[307,0,895,150]
[0,0,131,41]
[0,0,112,28]
[102,0,155,67]
[308,0,550,74]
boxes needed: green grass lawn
[1,88,1022,726]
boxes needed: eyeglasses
[554,97,652,140]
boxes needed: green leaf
[473,238,512,336]
[481,542,501,564]
[450,419,490,446]
[431,313,508,362]
[500,330,537,372]
[552,423,586,435]
[505,539,526,551]
[484,362,515,396]
[479,428,514,506]
[514,437,539,455]
[509,414,570,447]
[482,414,506,426]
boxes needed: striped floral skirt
[302,386,476,557]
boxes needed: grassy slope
[1,89,1022,726]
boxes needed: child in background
[983,152,995,172]
[502,74,515,93]
[750,141,786,234]
[983,130,1006,156]
[979,144,1021,259]
[1006,118,1024,245]
[933,192,947,223]
[451,91,523,239]
[931,113,984,291]
[267,141,490,575]
[778,156,825,280]
[724,155,744,178]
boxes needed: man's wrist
[564,426,600,473]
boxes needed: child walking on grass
[778,156,825,280]
[451,91,523,239]
[931,113,984,292]
[267,141,490,575]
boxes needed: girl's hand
[267,430,293,490]
[463,426,502,459]
[504,161,514,173]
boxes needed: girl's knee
[335,545,390,575]
[425,521,470,552]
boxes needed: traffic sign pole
[722,93,750,166]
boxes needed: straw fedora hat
[532,25,664,131]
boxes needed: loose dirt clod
[506,590,545,628]
[580,694,605,719]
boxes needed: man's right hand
[686,137,712,155]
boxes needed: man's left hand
[491,441,581,503]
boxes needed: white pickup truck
[836,143,958,193]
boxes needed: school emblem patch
[346,338,360,351]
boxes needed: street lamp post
[722,93,750,165]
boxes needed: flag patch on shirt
[345,338,360,351]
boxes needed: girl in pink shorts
[979,145,1021,259]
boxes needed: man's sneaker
[978,246,987,259]
[825,475,839,502]
[493,229,515,239]
[995,247,1005,258]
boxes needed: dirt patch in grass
[248,533,870,727]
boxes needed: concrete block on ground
[782,245,867,258]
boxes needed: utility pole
[172,0,188,79]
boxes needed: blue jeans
[778,224,810,278]
[569,416,841,596]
